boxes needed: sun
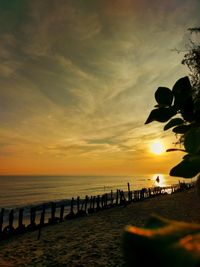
[150,140,165,155]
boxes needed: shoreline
[0,187,199,266]
[0,175,190,210]
[0,182,190,235]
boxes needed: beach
[0,188,200,267]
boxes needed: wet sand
[0,188,200,267]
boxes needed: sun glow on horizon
[150,140,165,155]
[152,173,166,187]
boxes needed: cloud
[0,0,200,174]
[0,34,20,78]
[21,0,102,57]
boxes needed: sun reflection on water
[152,174,166,187]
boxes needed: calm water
[0,174,189,210]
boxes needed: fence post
[92,196,96,211]
[65,197,75,219]
[84,195,89,213]
[148,188,152,198]
[76,196,80,214]
[101,195,104,209]
[105,193,108,208]
[27,207,37,230]
[89,196,93,210]
[59,204,64,222]
[140,189,145,200]
[116,189,119,205]
[70,197,74,214]
[40,205,45,226]
[9,209,14,228]
[110,190,113,206]
[134,190,139,201]
[37,206,45,240]
[0,208,4,234]
[88,196,94,214]
[76,196,88,217]
[120,190,127,206]
[119,190,122,204]
[128,183,131,202]
[17,208,25,233]
[49,202,57,224]
[96,195,100,211]
[31,207,36,226]
[3,209,15,235]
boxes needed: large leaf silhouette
[172,125,191,134]
[145,107,176,124]
[155,87,173,106]
[184,128,200,154]
[164,118,184,131]
[172,76,192,109]
[170,155,200,178]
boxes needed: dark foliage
[145,28,200,178]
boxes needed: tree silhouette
[145,28,200,179]
[123,28,200,267]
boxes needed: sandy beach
[0,188,200,267]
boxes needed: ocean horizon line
[0,173,168,177]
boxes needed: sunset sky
[0,0,200,175]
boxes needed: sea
[0,174,190,210]
[0,174,191,227]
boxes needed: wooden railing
[0,181,194,240]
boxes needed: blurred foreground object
[123,215,200,267]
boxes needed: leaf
[145,107,176,124]
[184,128,200,154]
[155,87,174,106]
[164,118,184,131]
[194,101,200,121]
[172,76,192,98]
[180,98,195,122]
[170,156,200,178]
[172,125,192,134]
[172,76,193,109]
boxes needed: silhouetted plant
[123,28,200,267]
[145,28,200,179]
[183,28,200,102]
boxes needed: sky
[0,0,200,176]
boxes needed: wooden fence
[0,181,194,240]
